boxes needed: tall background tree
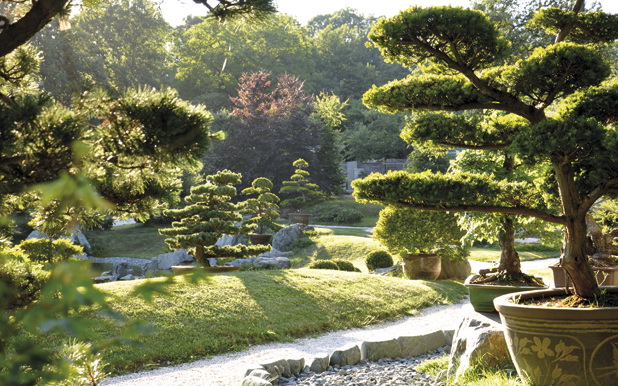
[203,71,344,194]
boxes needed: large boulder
[152,249,194,270]
[271,224,306,251]
[448,304,510,379]
[438,259,472,280]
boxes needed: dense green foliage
[365,250,394,271]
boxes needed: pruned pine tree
[279,159,325,212]
[353,2,618,298]
[160,170,269,266]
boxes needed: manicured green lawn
[69,270,466,375]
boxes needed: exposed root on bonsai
[472,268,545,287]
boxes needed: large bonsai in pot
[279,158,325,225]
[159,170,270,267]
[353,3,618,384]
[241,177,283,245]
[373,206,468,280]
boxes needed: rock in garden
[112,262,133,280]
[271,224,306,251]
[329,345,361,367]
[226,257,256,267]
[253,256,291,269]
[68,227,92,254]
[151,249,194,270]
[215,234,246,246]
[309,354,330,373]
[448,304,509,379]
[26,230,49,240]
[361,339,403,361]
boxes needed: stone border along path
[101,302,467,385]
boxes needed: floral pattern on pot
[512,335,583,385]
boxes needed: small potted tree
[159,170,269,271]
[241,177,283,245]
[279,158,325,225]
[373,206,468,280]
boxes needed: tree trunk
[194,245,210,267]
[562,217,598,297]
[554,162,599,297]
[497,216,522,276]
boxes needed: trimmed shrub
[366,250,394,271]
[18,238,83,264]
[0,248,49,310]
[332,260,357,272]
[309,203,363,224]
[307,260,340,270]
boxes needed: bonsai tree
[241,177,283,235]
[159,170,269,266]
[373,206,468,262]
[353,3,618,298]
[279,158,325,213]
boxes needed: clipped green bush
[309,203,363,224]
[307,260,340,270]
[332,260,357,272]
[18,238,83,264]
[0,248,49,310]
[366,250,394,271]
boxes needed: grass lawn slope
[77,270,465,375]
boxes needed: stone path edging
[241,329,454,385]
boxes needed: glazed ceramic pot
[494,287,618,386]
[464,274,547,313]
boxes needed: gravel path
[101,301,467,386]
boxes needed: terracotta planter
[550,265,618,287]
[248,233,273,245]
[464,274,547,313]
[171,265,240,273]
[494,287,618,386]
[401,253,441,280]
[288,213,311,226]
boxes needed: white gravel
[101,301,468,386]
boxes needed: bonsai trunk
[555,163,599,298]
[497,217,522,276]
[562,217,598,297]
[194,245,211,267]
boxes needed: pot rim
[494,286,618,319]
[464,273,548,289]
